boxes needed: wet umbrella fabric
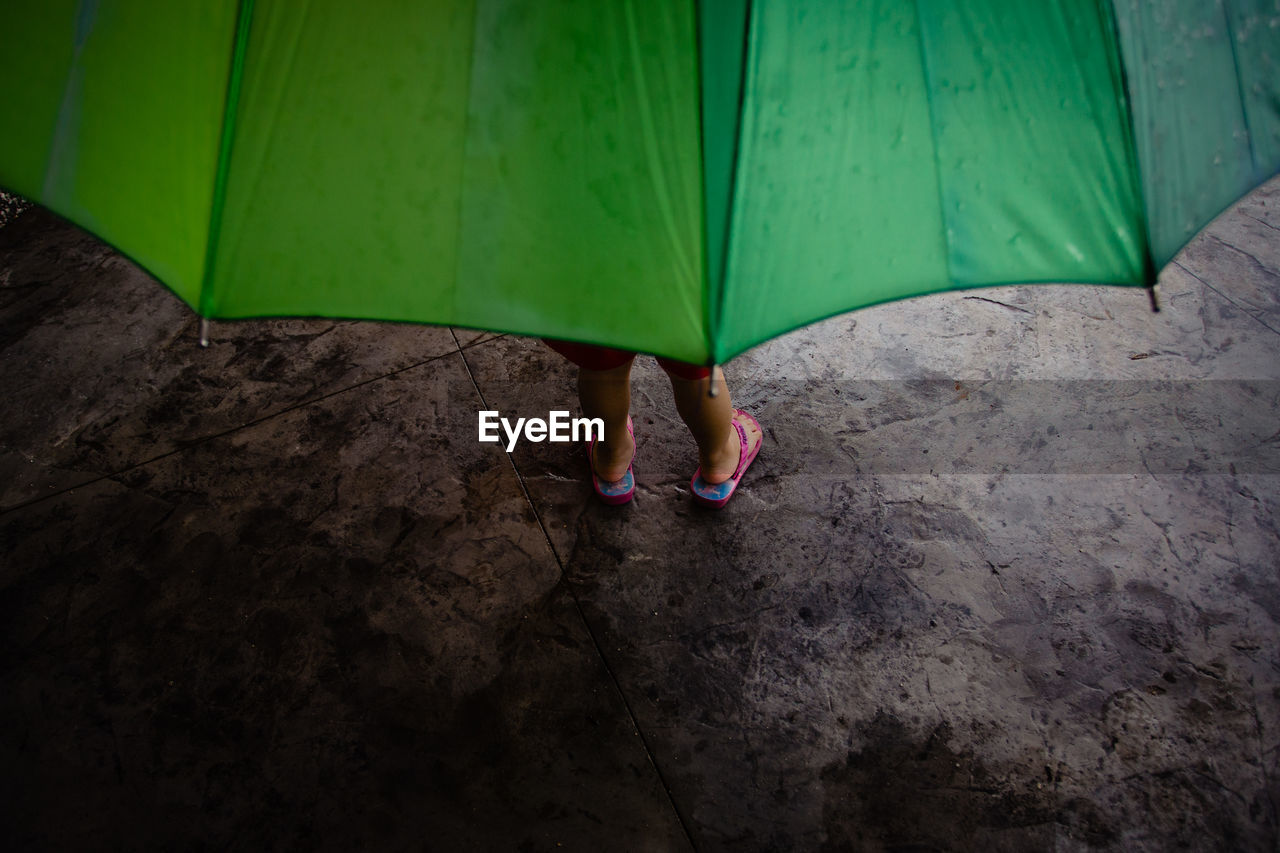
[1,0,1277,365]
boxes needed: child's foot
[591,428,635,482]
[691,410,763,508]
[698,415,750,485]
[589,417,636,505]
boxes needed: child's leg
[666,366,742,485]
[542,339,637,483]
[578,361,635,482]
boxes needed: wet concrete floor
[1,180,1278,850]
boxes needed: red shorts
[542,339,711,381]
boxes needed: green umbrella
[2,0,1277,365]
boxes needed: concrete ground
[1,179,1277,851]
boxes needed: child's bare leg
[578,361,634,482]
[669,367,741,484]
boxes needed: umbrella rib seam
[199,0,257,317]
[911,0,953,290]
[709,0,755,364]
[693,0,712,362]
[1100,0,1158,283]
[1219,0,1258,175]
[449,0,482,324]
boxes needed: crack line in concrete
[1244,213,1279,234]
[1250,692,1279,830]
[963,295,1034,315]
[449,330,700,852]
[0,334,497,517]
[1173,260,1280,340]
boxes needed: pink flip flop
[589,416,635,505]
[691,409,762,508]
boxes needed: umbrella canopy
[2,0,1278,365]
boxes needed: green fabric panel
[6,0,1277,366]
[455,0,705,363]
[698,0,751,333]
[1111,0,1259,266]
[209,0,475,322]
[0,2,79,199]
[1225,0,1280,176]
[716,0,949,363]
[915,0,1147,288]
[0,1,237,307]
